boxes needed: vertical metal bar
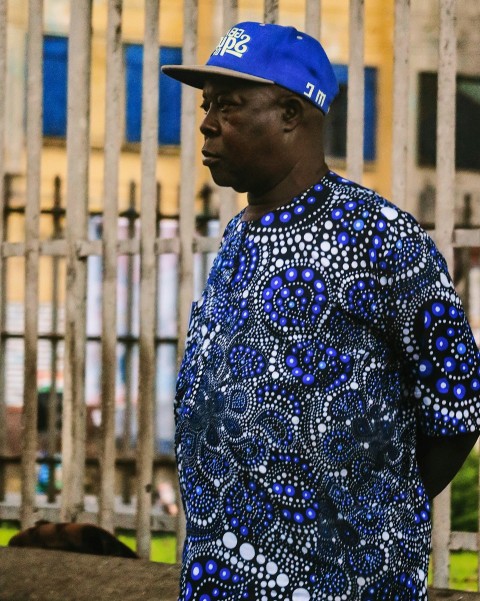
[120,185,136,506]
[391,0,410,210]
[136,0,159,559]
[0,0,8,503]
[305,0,321,40]
[176,0,198,563]
[46,176,62,504]
[0,178,10,504]
[21,0,43,529]
[121,183,136,463]
[218,0,238,232]
[346,0,365,183]
[263,0,279,24]
[478,450,480,589]
[153,186,161,495]
[99,0,123,534]
[61,0,92,522]
[431,0,456,588]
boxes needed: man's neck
[242,162,329,222]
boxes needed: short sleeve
[378,206,480,436]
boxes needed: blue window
[125,45,182,146]
[324,65,377,162]
[43,35,68,137]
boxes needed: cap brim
[161,64,274,89]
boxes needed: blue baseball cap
[162,22,339,114]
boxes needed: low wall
[1,547,480,601]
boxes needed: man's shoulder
[325,171,422,233]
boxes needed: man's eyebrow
[202,88,238,104]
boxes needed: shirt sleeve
[378,204,480,436]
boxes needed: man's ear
[279,94,306,132]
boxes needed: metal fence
[0,0,479,590]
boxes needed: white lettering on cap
[304,82,326,108]
[213,27,251,59]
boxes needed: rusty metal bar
[121,182,137,495]
[61,0,92,523]
[0,179,12,500]
[176,0,199,563]
[21,0,43,529]
[346,0,365,182]
[46,177,63,504]
[1,235,187,259]
[305,0,321,40]
[431,0,457,590]
[263,0,279,24]
[0,0,8,503]
[99,0,123,534]
[136,0,160,559]
[5,219,478,256]
[478,451,480,589]
[391,0,410,210]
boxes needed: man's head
[162,21,338,115]
[197,76,324,195]
[162,22,338,202]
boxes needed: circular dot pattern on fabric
[175,171,480,600]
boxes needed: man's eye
[216,97,233,111]
[200,103,210,114]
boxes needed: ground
[1,547,480,601]
[0,547,180,601]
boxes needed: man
[163,22,480,601]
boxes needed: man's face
[200,78,290,195]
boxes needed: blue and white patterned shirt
[175,171,480,601]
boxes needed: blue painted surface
[43,35,68,137]
[125,45,182,145]
[42,37,182,146]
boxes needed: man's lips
[202,150,221,166]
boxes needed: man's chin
[209,170,246,193]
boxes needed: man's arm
[416,431,479,499]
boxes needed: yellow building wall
[6,0,395,303]
[10,0,396,212]
[39,0,184,217]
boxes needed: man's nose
[200,108,220,137]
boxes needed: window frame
[324,64,377,164]
[417,71,480,173]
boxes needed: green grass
[0,521,177,564]
[449,551,478,592]
[451,450,479,532]
[0,521,18,547]
[117,530,177,563]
